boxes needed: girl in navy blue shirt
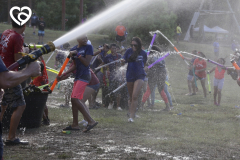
[58,35,98,132]
[123,37,147,122]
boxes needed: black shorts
[1,85,26,108]
[31,23,37,26]
[116,35,125,42]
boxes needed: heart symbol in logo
[10,6,32,26]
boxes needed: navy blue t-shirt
[123,48,147,79]
[70,45,93,81]
[0,57,8,73]
[103,53,122,74]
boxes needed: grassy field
[1,23,240,159]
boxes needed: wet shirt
[115,25,126,36]
[38,21,46,31]
[0,57,8,73]
[103,53,122,74]
[31,60,48,86]
[0,29,23,70]
[214,67,225,79]
[123,48,147,79]
[147,54,165,77]
[193,58,206,78]
[70,45,93,81]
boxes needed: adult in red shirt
[0,12,29,145]
[192,52,207,98]
[115,22,126,47]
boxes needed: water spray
[50,56,71,91]
[181,51,229,69]
[147,32,157,56]
[154,30,189,66]
[148,52,170,69]
[8,42,55,70]
[94,59,122,70]
[105,82,127,97]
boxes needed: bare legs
[213,86,221,105]
[127,79,144,119]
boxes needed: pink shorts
[71,80,88,100]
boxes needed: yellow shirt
[176,26,182,34]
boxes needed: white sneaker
[108,103,113,109]
[128,118,134,122]
[117,107,123,111]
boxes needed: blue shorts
[38,30,45,36]
[88,83,100,92]
[127,75,145,82]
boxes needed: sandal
[63,125,80,131]
[83,122,98,133]
[5,138,29,145]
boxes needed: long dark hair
[128,37,142,62]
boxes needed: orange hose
[232,61,240,70]
[174,46,184,60]
[50,57,70,91]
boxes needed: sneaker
[128,118,134,122]
[117,107,122,111]
[108,103,113,109]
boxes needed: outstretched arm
[0,61,41,89]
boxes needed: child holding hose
[208,58,229,106]
[191,52,207,98]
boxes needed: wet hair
[192,50,197,55]
[150,45,163,55]
[110,43,117,49]
[63,42,70,49]
[219,58,226,65]
[12,12,27,28]
[128,37,142,62]
[198,52,206,58]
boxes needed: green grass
[2,23,240,159]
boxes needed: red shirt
[214,67,225,79]
[31,60,49,86]
[115,25,126,36]
[88,69,99,86]
[193,58,206,78]
[0,29,23,70]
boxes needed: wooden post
[7,0,11,24]
[79,0,83,23]
[62,0,65,31]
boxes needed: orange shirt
[31,60,48,86]
[193,58,206,78]
[115,25,126,36]
[214,67,225,79]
